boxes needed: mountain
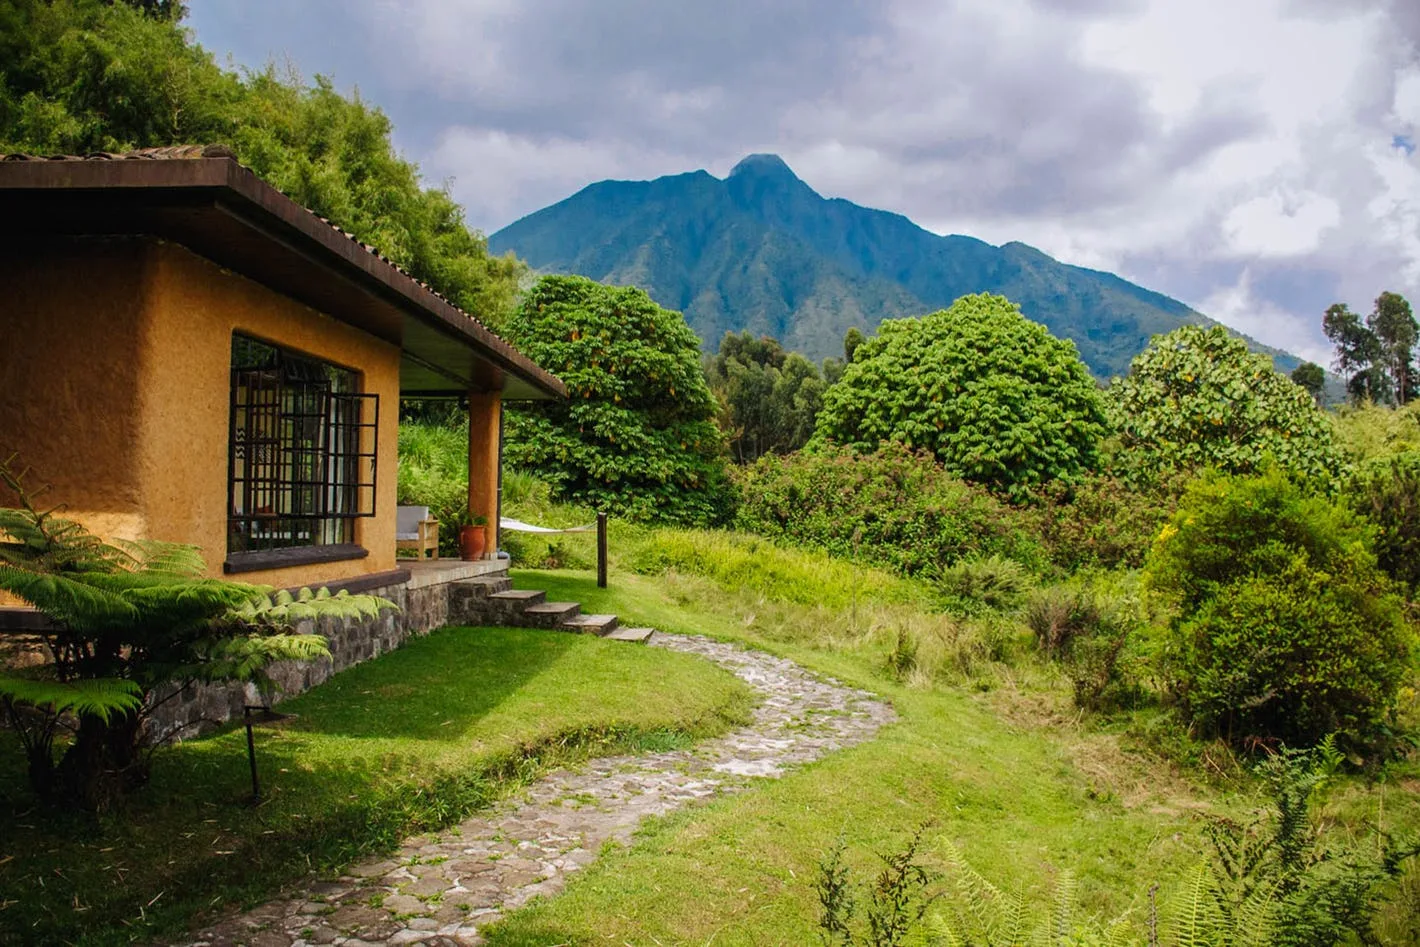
[490,154,1300,378]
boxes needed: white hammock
[498,516,595,534]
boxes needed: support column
[467,390,502,558]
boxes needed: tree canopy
[1322,293,1418,406]
[704,331,826,464]
[1107,325,1344,483]
[503,276,734,526]
[1290,361,1325,403]
[0,0,524,324]
[812,294,1108,496]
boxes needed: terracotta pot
[458,524,487,561]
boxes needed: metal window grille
[228,336,378,556]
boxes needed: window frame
[224,334,379,574]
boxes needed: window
[226,335,378,571]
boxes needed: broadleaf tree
[705,331,826,463]
[812,294,1109,497]
[1322,293,1418,406]
[503,276,734,525]
[1107,325,1344,483]
[1290,361,1325,404]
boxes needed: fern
[0,456,395,810]
[1171,862,1223,947]
[0,675,142,723]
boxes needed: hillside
[491,153,1300,378]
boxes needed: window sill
[224,544,370,575]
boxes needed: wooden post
[596,512,608,588]
[467,391,501,557]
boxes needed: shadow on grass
[275,625,575,742]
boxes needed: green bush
[1330,400,1420,463]
[733,444,1046,577]
[1028,471,1188,572]
[812,294,1109,497]
[1345,451,1420,597]
[1107,325,1345,484]
[1024,579,1145,711]
[503,276,735,526]
[937,555,1031,615]
[1147,469,1411,750]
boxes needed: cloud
[1200,268,1335,366]
[1222,191,1342,257]
[185,0,1420,364]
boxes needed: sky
[187,0,1420,366]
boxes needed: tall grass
[611,529,1030,688]
[624,528,928,610]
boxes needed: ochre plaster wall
[139,240,401,586]
[0,238,149,542]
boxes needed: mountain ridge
[491,155,1300,377]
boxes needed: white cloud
[1222,191,1342,257]
[187,0,1420,363]
[428,128,716,229]
[1199,268,1333,366]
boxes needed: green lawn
[477,559,1419,944]
[0,625,753,946]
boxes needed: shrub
[1147,469,1412,750]
[1029,471,1189,572]
[1345,451,1420,597]
[503,275,735,526]
[1107,325,1345,484]
[1330,400,1420,463]
[937,555,1031,615]
[1023,585,1100,658]
[1025,580,1143,711]
[812,294,1108,497]
[733,444,1046,577]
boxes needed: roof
[0,145,566,400]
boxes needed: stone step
[489,589,546,606]
[602,626,655,645]
[447,577,514,622]
[521,601,581,628]
[560,613,619,635]
[462,575,514,595]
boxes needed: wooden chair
[395,505,439,559]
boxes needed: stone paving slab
[175,632,896,946]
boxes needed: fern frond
[235,587,397,628]
[1101,909,1137,947]
[1171,862,1223,947]
[1230,876,1281,947]
[113,538,207,577]
[925,912,966,947]
[186,633,332,690]
[0,565,140,629]
[0,674,142,722]
[1052,870,1077,944]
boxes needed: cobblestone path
[180,632,896,946]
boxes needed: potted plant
[454,509,489,560]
